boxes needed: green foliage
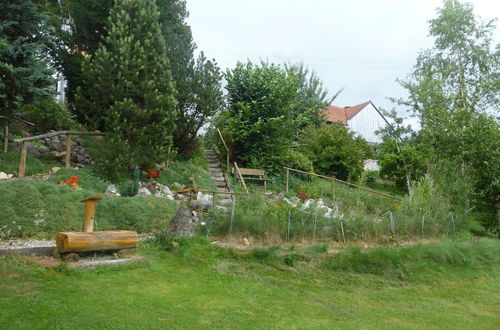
[284,149,314,173]
[42,0,114,116]
[393,0,500,227]
[21,99,75,133]
[0,0,54,124]
[120,166,141,197]
[76,0,177,178]
[298,123,370,181]
[222,61,331,173]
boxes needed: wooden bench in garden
[232,167,270,190]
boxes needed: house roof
[324,101,371,124]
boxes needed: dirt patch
[23,256,61,267]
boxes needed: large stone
[0,172,9,180]
[137,187,152,197]
[169,206,195,237]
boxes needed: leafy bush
[298,123,371,181]
[22,99,75,133]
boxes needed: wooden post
[331,179,335,199]
[212,192,216,208]
[285,168,289,193]
[80,195,104,232]
[3,124,8,153]
[233,162,248,193]
[229,196,236,235]
[18,141,28,178]
[65,135,72,168]
[226,154,230,174]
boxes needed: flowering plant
[146,169,161,178]
[297,187,310,200]
[60,176,79,189]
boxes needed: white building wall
[347,103,387,143]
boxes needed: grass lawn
[1,239,499,329]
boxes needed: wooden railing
[2,117,36,153]
[14,130,105,178]
[216,128,230,172]
[284,166,402,201]
[233,162,248,193]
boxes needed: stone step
[208,162,221,168]
[213,177,226,183]
[216,187,229,192]
[216,181,227,188]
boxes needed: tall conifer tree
[0,0,54,124]
[76,0,177,177]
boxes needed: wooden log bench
[232,167,270,190]
[56,230,139,253]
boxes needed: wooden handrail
[14,130,105,143]
[216,128,230,172]
[284,166,401,201]
[16,130,106,178]
[216,128,229,152]
[233,162,248,193]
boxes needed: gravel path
[0,239,55,250]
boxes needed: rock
[219,198,233,206]
[173,182,185,189]
[161,186,172,195]
[243,238,250,247]
[50,167,61,174]
[37,145,50,153]
[105,184,119,196]
[190,192,213,210]
[138,187,152,197]
[0,172,9,180]
[215,205,228,212]
[27,144,40,157]
[169,206,195,237]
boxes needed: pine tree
[0,0,54,125]
[76,0,177,177]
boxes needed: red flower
[146,169,161,178]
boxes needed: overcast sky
[186,0,499,122]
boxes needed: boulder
[0,172,9,180]
[169,206,195,237]
[137,187,152,197]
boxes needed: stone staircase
[205,149,234,208]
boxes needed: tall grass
[205,162,481,243]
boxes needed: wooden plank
[65,135,72,168]
[3,124,8,153]
[55,230,139,253]
[285,168,289,193]
[284,167,401,201]
[18,141,28,178]
[233,162,248,193]
[14,130,105,143]
[232,168,265,176]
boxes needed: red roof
[324,101,370,124]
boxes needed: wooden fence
[14,130,105,178]
[284,166,401,201]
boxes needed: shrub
[298,123,370,181]
[22,99,75,133]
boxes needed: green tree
[157,0,224,154]
[395,0,499,228]
[0,0,54,125]
[42,0,114,120]
[223,61,331,172]
[298,123,371,181]
[76,0,177,178]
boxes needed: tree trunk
[55,231,138,253]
